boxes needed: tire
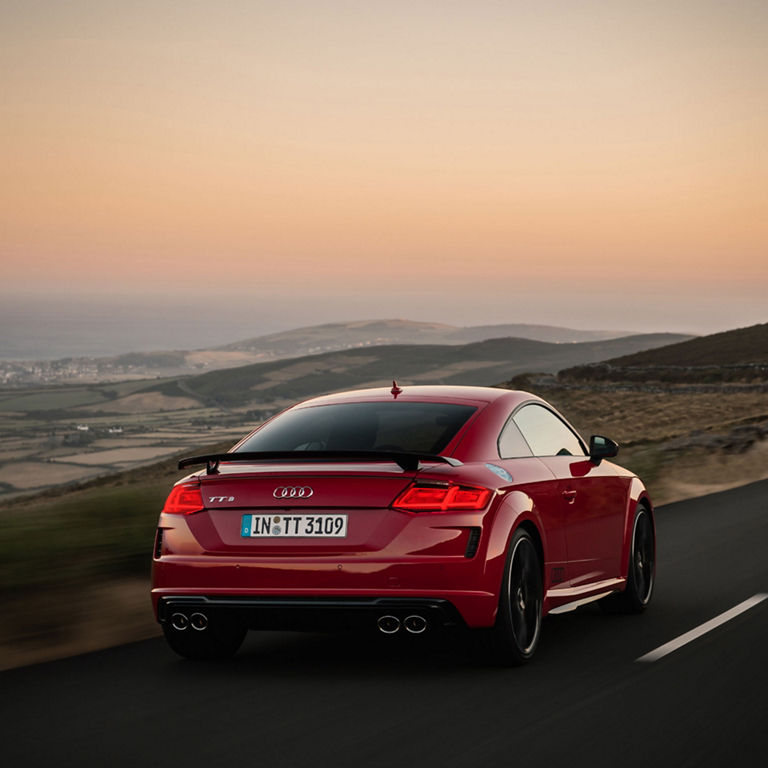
[488,528,543,665]
[602,505,655,614]
[162,615,246,660]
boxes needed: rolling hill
[219,318,636,353]
[142,332,692,410]
[1,319,644,387]
[559,322,768,383]
[595,322,768,366]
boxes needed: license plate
[241,513,348,538]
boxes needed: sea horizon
[0,291,757,363]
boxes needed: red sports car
[152,384,655,664]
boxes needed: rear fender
[481,490,546,610]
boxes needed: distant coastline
[0,295,284,360]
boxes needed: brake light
[162,483,204,515]
[392,482,492,512]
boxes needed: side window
[498,417,534,458]
[513,404,585,457]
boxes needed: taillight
[162,483,204,515]
[392,482,492,512]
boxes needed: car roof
[293,385,533,409]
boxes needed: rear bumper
[152,584,498,628]
[156,594,467,632]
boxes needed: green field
[0,440,232,668]
[1,480,171,593]
[0,387,112,412]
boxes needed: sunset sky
[2,0,767,343]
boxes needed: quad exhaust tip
[170,611,208,631]
[377,614,428,634]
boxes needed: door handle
[562,489,577,503]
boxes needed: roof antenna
[391,379,403,398]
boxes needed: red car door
[537,455,627,587]
[512,403,627,588]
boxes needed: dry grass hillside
[538,323,768,501]
[561,322,768,384]
[602,322,768,367]
[508,323,768,504]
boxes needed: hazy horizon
[0,289,762,361]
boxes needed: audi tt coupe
[151,384,655,664]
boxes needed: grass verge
[0,443,229,670]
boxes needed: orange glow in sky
[1,1,766,334]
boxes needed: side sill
[546,577,625,615]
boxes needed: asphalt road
[3,480,767,768]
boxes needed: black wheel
[162,615,246,660]
[602,505,655,614]
[489,528,543,665]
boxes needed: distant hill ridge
[146,331,692,409]
[559,323,768,384]
[0,318,650,387]
[220,318,636,353]
[598,322,768,367]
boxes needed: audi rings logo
[273,486,314,499]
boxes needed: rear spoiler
[177,451,463,475]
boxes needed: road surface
[3,480,767,767]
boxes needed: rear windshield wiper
[178,450,463,474]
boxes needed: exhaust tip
[170,612,189,631]
[190,612,208,631]
[403,615,427,634]
[377,615,400,634]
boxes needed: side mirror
[589,435,619,464]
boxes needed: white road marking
[636,593,768,662]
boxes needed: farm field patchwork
[0,377,254,498]
[0,461,109,490]
[53,445,188,466]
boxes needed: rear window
[236,402,477,455]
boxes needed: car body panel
[538,456,629,586]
